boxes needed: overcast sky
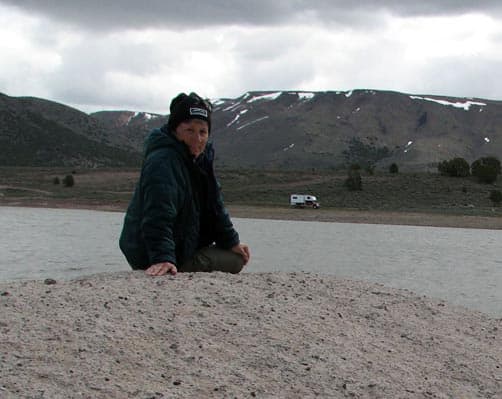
[1,1,502,114]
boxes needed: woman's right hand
[145,262,178,276]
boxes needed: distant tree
[344,169,362,191]
[471,156,501,184]
[53,177,60,185]
[437,160,448,175]
[482,156,501,174]
[342,137,391,168]
[365,164,375,175]
[62,175,75,187]
[389,163,399,174]
[437,157,470,177]
[489,190,502,206]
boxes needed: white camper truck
[290,194,320,209]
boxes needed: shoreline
[1,271,500,398]
[2,200,502,229]
[228,205,502,230]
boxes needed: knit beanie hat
[167,92,212,133]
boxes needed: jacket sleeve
[140,150,185,266]
[213,179,240,249]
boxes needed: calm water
[0,206,501,317]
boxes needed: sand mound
[1,272,500,398]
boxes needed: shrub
[477,156,501,174]
[437,157,470,177]
[344,169,362,191]
[471,157,501,183]
[437,160,448,175]
[52,177,60,185]
[449,157,470,177]
[389,163,399,174]
[365,164,375,175]
[489,190,502,206]
[62,174,75,187]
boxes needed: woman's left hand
[231,243,250,265]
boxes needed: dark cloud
[2,0,501,111]
[0,0,298,31]
[2,0,502,31]
[377,0,502,17]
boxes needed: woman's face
[175,119,209,158]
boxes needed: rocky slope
[2,90,502,170]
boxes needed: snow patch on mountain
[236,116,269,131]
[410,96,486,111]
[297,92,314,101]
[143,113,157,120]
[222,102,243,112]
[227,114,240,127]
[404,140,413,153]
[126,112,139,125]
[247,92,282,103]
[126,112,158,125]
[227,109,249,127]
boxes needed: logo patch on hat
[190,107,208,118]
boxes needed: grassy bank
[1,167,502,218]
[219,168,502,218]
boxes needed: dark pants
[179,246,245,274]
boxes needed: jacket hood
[143,128,184,158]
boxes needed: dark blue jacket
[119,127,239,269]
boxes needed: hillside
[91,90,502,171]
[90,110,168,152]
[209,90,502,171]
[0,93,141,167]
[2,90,502,170]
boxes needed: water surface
[0,207,500,317]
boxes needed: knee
[226,251,245,274]
[230,258,245,274]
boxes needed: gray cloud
[2,0,502,31]
[0,1,299,31]
[418,57,502,100]
[42,35,178,112]
[2,1,502,113]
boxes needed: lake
[0,206,501,317]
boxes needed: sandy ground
[1,271,500,398]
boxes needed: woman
[119,92,250,276]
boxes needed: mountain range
[1,90,502,170]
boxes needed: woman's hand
[145,262,178,276]
[231,243,250,265]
